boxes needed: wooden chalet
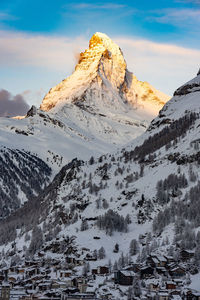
[140,266,154,279]
[91,269,98,275]
[169,266,186,278]
[60,270,72,278]
[180,250,194,261]
[165,281,176,290]
[97,266,109,275]
[147,255,167,268]
[157,291,169,300]
[114,270,133,285]
[186,290,200,300]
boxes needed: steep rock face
[41,32,169,113]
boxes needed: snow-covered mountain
[0,32,169,169]
[0,33,169,216]
[0,70,200,297]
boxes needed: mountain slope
[0,147,51,218]
[1,71,200,297]
[1,71,200,258]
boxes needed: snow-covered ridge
[149,71,200,131]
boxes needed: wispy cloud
[0,11,17,21]
[0,30,88,71]
[67,3,126,10]
[0,30,200,97]
[148,8,200,26]
[115,37,200,95]
[176,0,200,4]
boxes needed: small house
[114,270,133,285]
[169,266,186,278]
[166,281,176,290]
[97,266,109,275]
[180,250,194,261]
[140,266,154,279]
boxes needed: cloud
[148,8,200,26]
[0,30,87,71]
[0,11,18,21]
[176,0,200,4]
[115,37,200,95]
[0,30,200,97]
[67,3,126,10]
[0,89,30,117]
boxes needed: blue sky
[1,0,200,109]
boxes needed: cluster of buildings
[0,249,199,300]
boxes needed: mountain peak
[40,33,169,112]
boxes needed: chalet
[85,254,97,262]
[180,250,194,261]
[149,255,168,267]
[156,255,167,267]
[60,270,72,278]
[17,268,25,274]
[164,256,175,264]
[173,279,183,287]
[44,291,60,299]
[38,282,51,291]
[123,264,140,273]
[9,266,17,273]
[157,291,169,300]
[140,266,154,279]
[25,261,38,268]
[156,267,167,276]
[169,266,186,278]
[25,268,38,277]
[72,277,87,288]
[91,269,98,275]
[186,290,200,300]
[147,255,160,267]
[170,290,182,299]
[50,280,67,289]
[0,283,10,300]
[0,274,5,283]
[66,257,77,265]
[8,273,19,283]
[171,296,182,300]
[65,293,97,300]
[97,266,109,275]
[78,283,88,293]
[114,270,133,285]
[165,281,176,290]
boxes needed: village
[0,247,200,300]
